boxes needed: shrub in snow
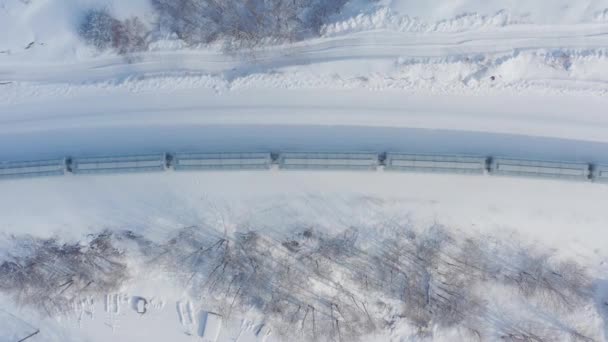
[0,222,598,341]
[79,9,117,50]
[0,232,128,315]
[151,0,349,48]
[137,224,596,341]
[112,17,148,54]
[79,9,148,54]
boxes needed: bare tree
[79,8,148,55]
[0,232,128,315]
[151,0,349,49]
[0,217,598,341]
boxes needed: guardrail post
[65,157,73,173]
[378,152,387,166]
[165,153,173,169]
[485,157,492,173]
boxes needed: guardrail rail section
[278,152,379,170]
[385,153,487,174]
[592,165,608,183]
[1,152,606,184]
[71,154,167,174]
[172,152,272,171]
[490,158,590,181]
[0,159,65,179]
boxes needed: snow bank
[386,0,608,24]
[2,0,608,100]
[0,0,155,61]
[3,0,608,62]
[322,7,521,36]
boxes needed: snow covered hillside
[3,0,608,97]
[1,0,608,341]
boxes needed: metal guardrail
[0,159,65,179]
[592,165,608,183]
[173,152,271,171]
[0,152,604,184]
[278,152,378,170]
[70,154,166,174]
[385,153,487,174]
[489,158,590,181]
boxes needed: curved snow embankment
[3,26,608,106]
[323,5,608,37]
[3,0,608,98]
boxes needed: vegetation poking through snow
[0,232,128,315]
[78,0,351,54]
[151,0,349,48]
[0,221,598,341]
[79,8,148,54]
[129,223,595,341]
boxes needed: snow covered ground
[1,171,608,341]
[4,0,608,101]
[2,0,608,341]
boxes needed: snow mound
[386,0,608,24]
[3,47,608,106]
[595,9,608,22]
[322,8,520,36]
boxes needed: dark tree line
[78,0,351,54]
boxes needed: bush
[79,9,148,54]
[79,9,118,50]
[151,0,349,47]
[113,17,148,54]
[0,221,597,341]
[80,1,351,52]
[0,232,127,315]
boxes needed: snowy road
[2,124,608,165]
[3,20,608,165]
[2,88,608,164]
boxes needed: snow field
[1,171,608,341]
[2,0,608,341]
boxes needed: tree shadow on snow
[595,278,608,340]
